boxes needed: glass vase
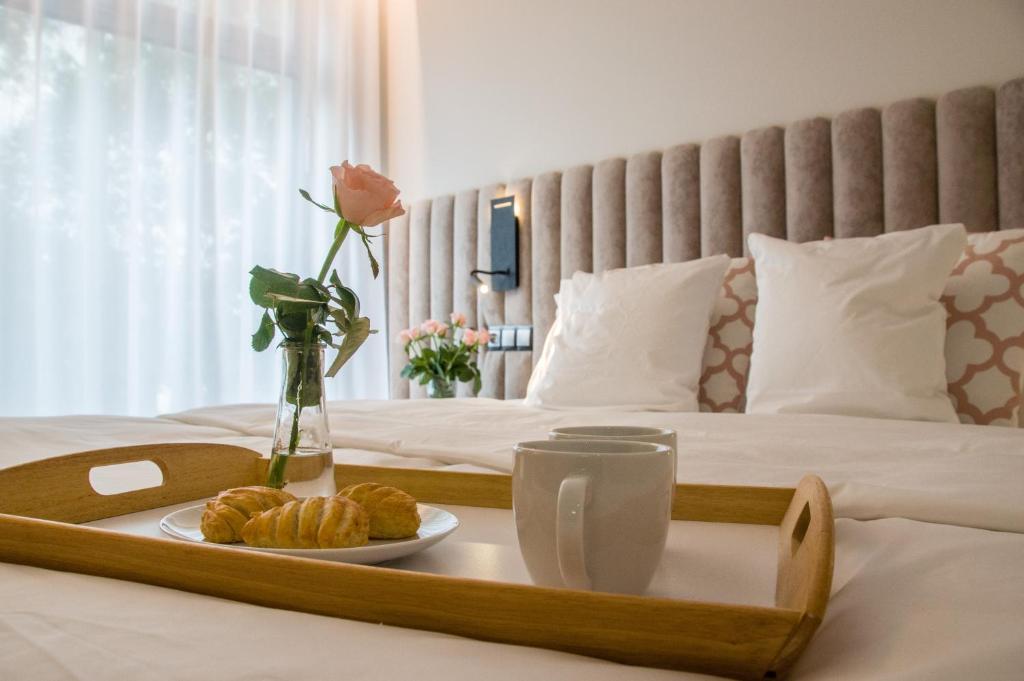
[427,376,455,398]
[267,341,336,497]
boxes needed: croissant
[200,486,296,544]
[241,496,369,549]
[337,482,421,539]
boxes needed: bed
[3,76,1024,681]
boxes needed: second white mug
[549,425,677,480]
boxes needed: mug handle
[556,473,591,590]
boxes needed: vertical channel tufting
[429,195,455,321]
[832,108,884,238]
[662,144,701,262]
[625,151,662,266]
[385,213,410,399]
[882,98,937,231]
[785,118,833,241]
[532,172,561,367]
[476,184,505,399]
[937,86,998,231]
[996,78,1024,229]
[561,165,593,276]
[452,190,479,326]
[593,158,627,272]
[453,189,479,397]
[504,179,533,398]
[407,199,432,398]
[700,136,742,257]
[740,126,786,253]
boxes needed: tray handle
[0,443,262,524]
[769,474,835,678]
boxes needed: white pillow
[525,255,730,410]
[745,223,967,422]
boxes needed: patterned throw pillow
[698,258,757,412]
[942,229,1024,427]
[698,231,1024,426]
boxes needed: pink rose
[420,319,439,335]
[408,326,422,339]
[436,323,449,337]
[450,312,467,327]
[462,328,478,346]
[477,329,492,346]
[330,162,406,227]
[398,329,413,343]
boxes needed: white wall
[383,0,1024,201]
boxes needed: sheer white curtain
[0,0,387,417]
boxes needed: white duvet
[171,398,1024,533]
[1,399,1023,681]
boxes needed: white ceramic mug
[512,439,674,594]
[548,425,677,480]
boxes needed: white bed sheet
[170,398,1024,532]
[1,400,1022,681]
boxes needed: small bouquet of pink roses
[399,313,491,397]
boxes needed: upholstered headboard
[385,77,1024,399]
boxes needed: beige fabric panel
[997,78,1024,229]
[504,179,533,399]
[881,98,938,231]
[937,86,998,231]
[561,165,593,276]
[785,117,833,242]
[833,108,884,238]
[592,158,627,272]
[741,126,786,254]
[661,144,701,262]
[531,172,561,367]
[476,184,505,400]
[428,195,454,320]
[625,151,662,267]
[700,136,742,257]
[407,199,432,398]
[452,190,479,327]
[453,189,479,398]
[385,213,410,399]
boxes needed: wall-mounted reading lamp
[470,196,519,293]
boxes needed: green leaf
[328,307,350,334]
[472,372,482,396]
[265,293,325,306]
[251,311,275,351]
[298,188,336,214]
[325,317,371,377]
[318,328,335,347]
[329,270,360,318]
[249,266,324,308]
[351,225,380,279]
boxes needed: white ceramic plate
[160,503,459,565]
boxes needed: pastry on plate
[200,486,296,543]
[337,482,421,539]
[241,496,369,549]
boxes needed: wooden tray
[0,443,834,680]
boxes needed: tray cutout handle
[89,460,165,496]
[789,502,811,556]
[769,474,835,679]
[0,443,263,524]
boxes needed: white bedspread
[1,400,1023,681]
[171,398,1024,533]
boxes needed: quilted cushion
[943,229,1024,426]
